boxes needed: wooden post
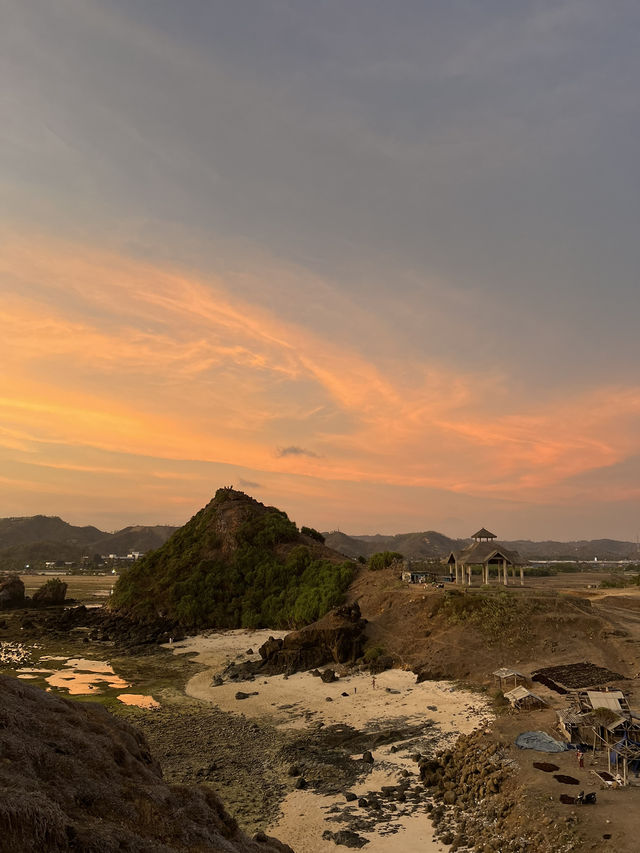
[520,565,524,586]
[502,558,508,586]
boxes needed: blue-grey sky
[2,0,640,539]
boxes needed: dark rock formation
[257,603,367,675]
[222,602,367,680]
[0,573,25,609]
[0,674,293,853]
[32,577,67,607]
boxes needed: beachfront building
[444,528,525,586]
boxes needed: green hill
[109,488,355,630]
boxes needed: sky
[2,0,640,540]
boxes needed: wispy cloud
[2,231,640,534]
[276,446,321,459]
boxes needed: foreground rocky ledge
[0,674,292,853]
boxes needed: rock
[0,574,25,610]
[235,691,250,700]
[287,765,301,777]
[344,791,357,802]
[294,777,307,789]
[385,688,400,694]
[443,791,457,805]
[255,603,367,675]
[357,798,368,808]
[341,691,349,697]
[321,669,337,683]
[212,674,224,686]
[323,830,368,849]
[310,669,321,677]
[246,648,254,655]
[259,636,284,660]
[32,578,67,607]
[362,751,374,764]
[325,697,333,702]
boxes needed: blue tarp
[515,731,569,753]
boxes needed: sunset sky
[3,1,640,539]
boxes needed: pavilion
[444,528,525,586]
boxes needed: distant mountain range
[0,514,638,571]
[0,515,178,569]
[322,530,640,562]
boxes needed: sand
[166,631,493,852]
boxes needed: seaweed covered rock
[226,602,367,678]
[0,674,292,853]
[0,573,25,609]
[32,577,67,607]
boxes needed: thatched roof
[447,540,523,567]
[471,527,497,540]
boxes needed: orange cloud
[2,229,640,523]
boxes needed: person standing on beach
[372,677,376,689]
[577,750,584,768]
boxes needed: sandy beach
[166,630,493,852]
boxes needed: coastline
[166,630,493,852]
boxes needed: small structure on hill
[557,687,640,784]
[401,561,439,584]
[444,529,525,586]
[493,667,527,690]
[504,685,548,710]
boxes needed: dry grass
[0,674,292,853]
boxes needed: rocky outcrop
[32,577,67,606]
[0,674,293,853]
[422,730,579,852]
[259,602,366,674]
[0,573,25,609]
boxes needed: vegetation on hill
[368,551,403,571]
[110,488,354,630]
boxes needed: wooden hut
[445,528,525,586]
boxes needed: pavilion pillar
[519,565,524,586]
[502,559,508,586]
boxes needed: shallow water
[117,693,160,709]
[45,658,130,695]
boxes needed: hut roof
[447,541,522,567]
[471,528,497,540]
[493,667,526,680]
[585,690,625,713]
[504,686,547,706]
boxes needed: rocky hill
[0,674,291,853]
[324,530,639,561]
[0,515,178,570]
[109,488,355,631]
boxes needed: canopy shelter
[504,686,548,710]
[471,528,497,541]
[590,726,640,786]
[445,532,524,586]
[493,667,527,690]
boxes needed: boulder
[255,602,367,675]
[32,578,68,607]
[0,574,25,610]
[321,669,337,683]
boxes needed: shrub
[368,551,403,571]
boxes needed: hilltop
[109,488,354,630]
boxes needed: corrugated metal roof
[586,691,624,712]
